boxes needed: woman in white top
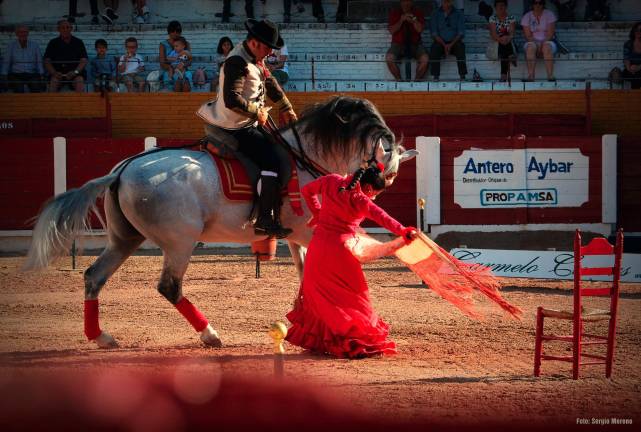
[521,0,557,81]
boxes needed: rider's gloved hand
[282,109,298,125]
[257,107,270,126]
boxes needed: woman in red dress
[286,162,415,358]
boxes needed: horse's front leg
[287,241,307,282]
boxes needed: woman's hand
[282,109,298,125]
[401,226,418,245]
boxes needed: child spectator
[622,22,641,89]
[265,42,289,85]
[89,39,115,92]
[166,36,192,92]
[211,36,233,91]
[117,37,145,92]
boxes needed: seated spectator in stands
[159,20,185,89]
[44,20,88,92]
[89,38,116,92]
[622,22,641,90]
[211,36,233,91]
[430,0,467,81]
[117,37,145,92]
[386,0,429,81]
[166,36,192,92]
[284,0,326,23]
[66,0,100,24]
[488,0,517,82]
[521,0,557,81]
[266,42,289,85]
[221,0,254,22]
[0,24,45,93]
[131,0,150,24]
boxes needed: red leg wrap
[175,297,209,332]
[84,299,102,340]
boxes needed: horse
[24,96,418,349]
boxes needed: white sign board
[449,248,641,283]
[454,148,589,208]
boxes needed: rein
[265,116,328,179]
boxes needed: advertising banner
[449,248,641,283]
[454,148,589,209]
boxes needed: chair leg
[572,320,582,380]
[605,317,616,378]
[534,307,544,377]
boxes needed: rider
[197,19,297,239]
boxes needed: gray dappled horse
[24,96,418,349]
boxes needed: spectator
[385,0,429,81]
[117,37,145,92]
[88,38,116,92]
[66,0,100,25]
[211,36,233,91]
[0,24,45,93]
[166,36,192,92]
[101,0,120,24]
[430,0,467,81]
[521,0,557,81]
[131,0,150,24]
[622,22,641,90]
[488,0,517,82]
[284,0,325,23]
[159,20,186,89]
[265,42,289,85]
[44,19,88,92]
[221,0,255,22]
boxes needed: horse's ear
[399,149,419,163]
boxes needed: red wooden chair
[534,229,624,379]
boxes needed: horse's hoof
[94,331,119,349]
[200,324,222,348]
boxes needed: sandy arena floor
[0,250,640,430]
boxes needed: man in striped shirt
[0,25,45,93]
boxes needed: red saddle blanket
[207,149,304,215]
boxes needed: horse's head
[297,96,418,187]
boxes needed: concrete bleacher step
[0,21,633,91]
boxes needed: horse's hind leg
[84,235,143,348]
[156,243,222,348]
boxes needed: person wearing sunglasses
[521,0,557,81]
[622,22,641,89]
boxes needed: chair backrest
[573,229,624,314]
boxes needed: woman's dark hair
[341,161,385,192]
[167,20,182,34]
[494,0,507,6]
[217,36,233,54]
[630,22,641,41]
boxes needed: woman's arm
[488,22,500,42]
[352,193,404,235]
[301,177,324,217]
[159,42,170,71]
[545,21,555,42]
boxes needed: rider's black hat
[245,19,284,49]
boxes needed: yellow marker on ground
[269,321,287,377]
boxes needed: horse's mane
[290,96,397,162]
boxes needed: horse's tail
[23,172,119,271]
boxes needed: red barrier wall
[618,138,641,232]
[0,139,54,230]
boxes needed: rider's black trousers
[229,126,281,180]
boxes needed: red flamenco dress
[285,174,408,358]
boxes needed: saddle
[201,124,303,215]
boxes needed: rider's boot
[254,173,293,239]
